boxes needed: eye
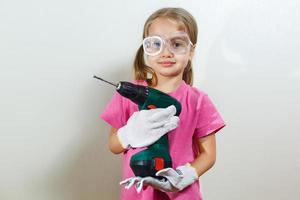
[171,40,185,48]
[174,42,183,47]
[153,41,161,48]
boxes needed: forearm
[190,133,216,177]
[190,150,216,177]
[108,127,126,154]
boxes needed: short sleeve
[194,95,225,138]
[100,92,132,129]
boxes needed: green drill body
[116,82,181,178]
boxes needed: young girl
[101,7,225,200]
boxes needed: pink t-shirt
[100,80,225,200]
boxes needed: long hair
[133,7,198,86]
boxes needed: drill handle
[140,87,182,117]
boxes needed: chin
[157,71,182,78]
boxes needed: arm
[108,127,126,154]
[191,133,216,176]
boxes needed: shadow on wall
[206,1,299,80]
[40,64,132,200]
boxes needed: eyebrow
[147,31,188,37]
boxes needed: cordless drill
[94,76,181,178]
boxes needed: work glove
[120,164,199,193]
[117,105,179,149]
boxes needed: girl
[101,7,225,200]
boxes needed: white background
[1,0,300,199]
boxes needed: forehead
[147,17,186,37]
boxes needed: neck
[153,76,183,93]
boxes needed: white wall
[1,0,299,199]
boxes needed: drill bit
[93,75,118,87]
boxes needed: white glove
[120,176,174,193]
[117,105,179,149]
[120,164,198,193]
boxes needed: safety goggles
[142,32,194,56]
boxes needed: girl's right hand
[117,105,179,149]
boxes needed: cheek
[144,55,158,66]
[176,56,190,66]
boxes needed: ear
[188,45,196,61]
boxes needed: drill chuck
[116,82,148,105]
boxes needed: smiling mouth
[158,61,176,66]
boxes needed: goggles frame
[142,32,194,56]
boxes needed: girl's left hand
[120,164,199,193]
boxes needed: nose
[160,43,174,58]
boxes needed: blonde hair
[133,7,198,86]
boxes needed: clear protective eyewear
[142,32,194,56]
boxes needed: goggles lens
[143,33,193,56]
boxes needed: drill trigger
[147,105,157,109]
